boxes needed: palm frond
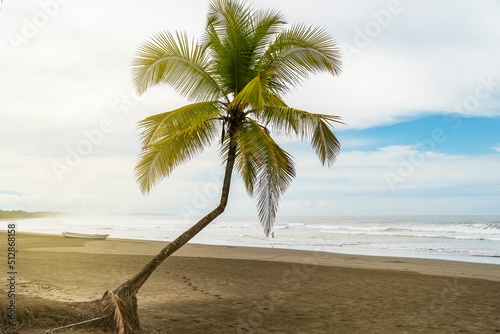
[101,291,134,334]
[234,119,295,236]
[312,117,342,166]
[261,90,288,107]
[260,24,342,93]
[248,7,286,63]
[261,106,342,166]
[110,292,128,334]
[230,75,264,112]
[232,126,257,195]
[139,101,223,147]
[136,104,221,194]
[204,0,255,93]
[132,30,226,102]
[230,76,289,116]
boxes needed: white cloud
[2,0,499,137]
[284,0,500,129]
[272,145,500,215]
[295,145,500,190]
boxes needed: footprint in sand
[181,275,223,299]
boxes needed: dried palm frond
[100,291,138,334]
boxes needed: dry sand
[1,232,500,333]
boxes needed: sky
[0,0,499,218]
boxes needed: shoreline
[2,215,499,267]
[5,230,500,281]
[10,231,500,282]
[1,232,500,333]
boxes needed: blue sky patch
[337,115,500,155]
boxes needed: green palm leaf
[132,31,226,102]
[261,24,342,93]
[248,7,286,59]
[205,0,255,93]
[261,106,342,166]
[234,119,295,235]
[136,102,222,194]
[230,75,264,112]
[139,101,223,147]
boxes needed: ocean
[4,215,500,265]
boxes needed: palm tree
[100,0,342,331]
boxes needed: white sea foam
[2,215,499,265]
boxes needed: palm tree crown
[132,0,342,236]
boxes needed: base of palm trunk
[99,289,140,333]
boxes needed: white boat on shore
[62,232,109,240]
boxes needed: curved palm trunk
[101,140,237,331]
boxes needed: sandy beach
[1,232,500,333]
